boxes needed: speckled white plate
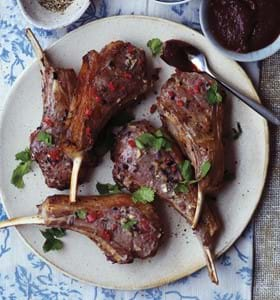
[0,16,269,290]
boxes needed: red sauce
[207,0,280,53]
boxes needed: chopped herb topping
[75,209,87,219]
[207,82,223,105]
[175,160,211,193]
[132,187,155,204]
[11,148,32,189]
[232,122,242,140]
[37,131,53,146]
[96,182,121,195]
[174,182,189,193]
[200,161,212,178]
[41,228,66,253]
[174,160,192,193]
[15,148,31,162]
[135,129,172,151]
[190,161,212,184]
[178,160,193,182]
[147,38,163,56]
[122,219,138,230]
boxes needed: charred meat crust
[111,120,220,247]
[30,65,79,190]
[65,41,150,153]
[30,41,150,190]
[38,194,162,263]
[157,71,224,194]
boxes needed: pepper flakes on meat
[43,116,54,127]
[48,148,61,162]
[176,100,185,107]
[108,81,116,92]
[100,229,111,241]
[150,104,157,114]
[123,72,132,80]
[128,139,137,148]
[85,108,93,118]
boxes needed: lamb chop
[64,41,150,202]
[0,194,162,263]
[26,29,86,190]
[157,71,224,228]
[111,120,220,283]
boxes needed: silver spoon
[161,39,280,126]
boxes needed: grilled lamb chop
[26,29,83,190]
[157,71,224,228]
[111,120,220,282]
[0,194,162,264]
[65,41,150,202]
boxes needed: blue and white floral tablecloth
[0,1,254,299]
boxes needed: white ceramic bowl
[200,0,280,62]
[17,0,90,30]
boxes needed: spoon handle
[211,74,280,126]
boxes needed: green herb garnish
[96,182,121,195]
[207,82,223,105]
[174,160,192,193]
[232,122,242,140]
[41,228,66,253]
[75,209,87,219]
[135,129,172,151]
[122,219,138,231]
[175,160,211,193]
[132,187,155,204]
[15,148,31,162]
[37,131,53,146]
[189,161,212,184]
[11,148,32,189]
[174,182,189,193]
[178,160,192,182]
[200,161,212,178]
[147,38,163,56]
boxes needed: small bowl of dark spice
[17,0,90,30]
[200,0,280,62]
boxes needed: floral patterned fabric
[0,0,254,299]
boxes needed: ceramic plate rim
[0,15,269,290]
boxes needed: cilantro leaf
[11,147,33,189]
[147,38,163,56]
[200,161,211,178]
[232,122,242,140]
[96,182,121,195]
[135,130,172,152]
[75,209,87,219]
[41,228,66,253]
[178,160,192,182]
[122,219,138,231]
[174,182,189,193]
[132,187,155,204]
[11,161,32,188]
[15,148,31,162]
[207,82,223,105]
[37,131,53,146]
[43,238,63,253]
